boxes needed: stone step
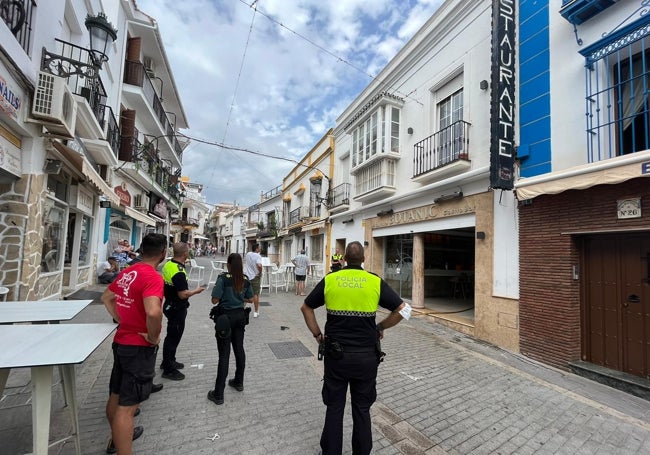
[569,360,650,401]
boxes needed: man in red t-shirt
[101,233,167,454]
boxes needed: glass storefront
[384,234,413,299]
[383,230,475,301]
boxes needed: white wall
[548,1,638,171]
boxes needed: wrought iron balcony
[288,207,302,225]
[261,184,282,201]
[118,132,180,197]
[329,183,350,210]
[123,60,183,161]
[413,120,471,179]
[1,0,36,53]
[171,217,199,228]
[100,105,120,159]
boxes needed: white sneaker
[253,312,259,318]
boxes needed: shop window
[65,214,92,266]
[79,215,91,265]
[42,198,66,273]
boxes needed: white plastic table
[0,323,115,455]
[284,264,295,292]
[0,299,93,324]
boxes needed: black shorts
[109,342,157,406]
[295,274,306,282]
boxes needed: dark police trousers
[321,350,378,455]
[214,308,246,398]
[161,305,187,371]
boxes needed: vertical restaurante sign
[489,0,516,190]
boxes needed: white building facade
[0,1,186,300]
[330,0,520,350]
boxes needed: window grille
[355,159,396,196]
[582,19,650,161]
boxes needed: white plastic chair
[308,264,324,286]
[208,261,224,285]
[188,259,205,284]
[270,265,287,293]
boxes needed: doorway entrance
[583,234,650,378]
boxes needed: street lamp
[42,12,117,79]
[85,12,118,69]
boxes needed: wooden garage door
[583,234,650,378]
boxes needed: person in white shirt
[292,250,310,296]
[97,257,119,284]
[244,243,263,317]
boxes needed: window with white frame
[355,159,397,196]
[438,88,464,162]
[350,99,402,169]
[582,20,650,160]
[439,89,463,129]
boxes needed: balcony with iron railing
[288,207,303,226]
[171,217,199,228]
[1,0,36,54]
[261,184,282,201]
[329,183,350,214]
[412,120,471,184]
[123,60,183,164]
[118,133,182,205]
[38,39,120,163]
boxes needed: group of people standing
[100,236,409,455]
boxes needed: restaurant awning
[124,206,156,226]
[515,150,650,200]
[193,234,209,240]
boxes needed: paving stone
[3,259,649,454]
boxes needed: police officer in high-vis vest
[160,242,205,381]
[330,247,344,272]
[301,241,411,455]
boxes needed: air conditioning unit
[143,56,155,77]
[134,193,150,211]
[31,72,77,138]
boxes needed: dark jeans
[98,272,117,284]
[214,309,246,398]
[161,306,187,371]
[321,351,378,455]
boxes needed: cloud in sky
[135,0,443,206]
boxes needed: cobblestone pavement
[1,256,649,454]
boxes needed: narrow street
[1,257,648,454]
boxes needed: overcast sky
[135,0,444,207]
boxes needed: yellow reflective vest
[323,268,381,316]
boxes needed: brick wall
[519,177,650,370]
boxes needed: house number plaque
[617,198,641,219]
